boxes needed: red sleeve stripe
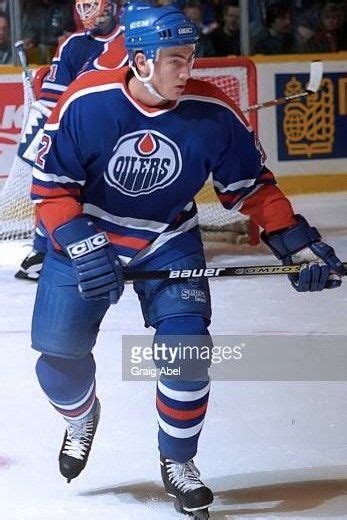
[217,192,240,204]
[258,170,275,182]
[40,92,60,101]
[106,231,150,250]
[156,396,208,421]
[240,184,296,233]
[36,197,82,239]
[31,185,81,198]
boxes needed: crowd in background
[0,0,346,64]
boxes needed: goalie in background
[15,0,127,281]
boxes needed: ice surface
[0,193,347,519]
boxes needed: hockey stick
[15,40,51,118]
[15,40,34,100]
[245,60,323,112]
[124,261,347,281]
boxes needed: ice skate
[160,456,213,519]
[15,249,45,281]
[59,398,100,483]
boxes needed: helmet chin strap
[131,56,167,102]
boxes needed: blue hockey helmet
[122,3,199,64]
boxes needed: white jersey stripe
[41,82,67,93]
[158,381,210,402]
[83,203,167,233]
[130,213,199,264]
[33,167,85,186]
[213,178,256,193]
[49,381,95,411]
[157,413,205,438]
[118,254,133,266]
[40,100,57,108]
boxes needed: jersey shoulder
[92,32,128,70]
[183,78,249,126]
[47,68,127,126]
[53,31,88,60]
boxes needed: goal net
[0,71,35,241]
[0,57,258,244]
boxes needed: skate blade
[173,496,210,518]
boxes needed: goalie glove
[54,217,124,304]
[261,215,344,292]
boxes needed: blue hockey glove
[54,217,124,304]
[261,215,344,292]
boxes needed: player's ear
[134,52,150,77]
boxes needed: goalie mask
[75,0,118,33]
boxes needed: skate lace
[166,459,204,493]
[62,417,95,460]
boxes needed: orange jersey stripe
[32,185,80,198]
[106,231,150,250]
[95,34,127,69]
[40,91,60,101]
[37,197,82,238]
[240,184,296,233]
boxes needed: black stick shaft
[124,262,347,282]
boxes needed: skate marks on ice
[0,455,12,469]
[208,468,347,518]
[79,465,347,518]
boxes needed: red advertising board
[0,75,23,178]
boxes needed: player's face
[152,46,195,101]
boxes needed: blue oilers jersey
[32,68,289,266]
[39,26,124,111]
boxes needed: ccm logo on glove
[66,233,108,259]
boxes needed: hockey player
[30,3,344,519]
[15,0,127,281]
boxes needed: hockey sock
[155,316,211,462]
[36,353,96,420]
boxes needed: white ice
[0,192,347,520]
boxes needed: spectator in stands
[294,15,317,53]
[296,0,327,32]
[22,0,75,63]
[311,2,347,52]
[0,11,11,64]
[295,2,346,53]
[0,0,9,17]
[253,1,296,54]
[211,1,240,56]
[183,0,215,56]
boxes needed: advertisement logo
[0,83,23,155]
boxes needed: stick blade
[307,60,323,93]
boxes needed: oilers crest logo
[104,130,182,196]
